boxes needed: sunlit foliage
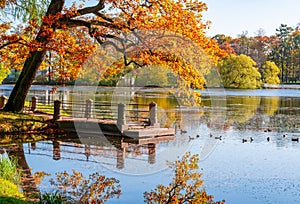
[261,61,280,84]
[144,152,225,204]
[219,54,261,89]
[0,0,227,112]
[0,63,10,84]
[49,170,121,203]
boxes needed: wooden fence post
[53,140,61,160]
[117,103,128,132]
[53,100,61,121]
[31,96,38,112]
[148,143,156,164]
[85,99,93,119]
[149,102,160,127]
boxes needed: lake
[1,85,300,204]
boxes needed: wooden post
[53,100,61,121]
[0,95,8,109]
[116,148,125,169]
[117,103,128,132]
[31,96,38,112]
[148,143,156,164]
[53,141,61,160]
[85,99,93,119]
[149,102,160,127]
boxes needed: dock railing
[0,95,159,130]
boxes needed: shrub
[0,157,21,184]
[0,178,25,200]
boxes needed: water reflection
[5,145,40,199]
[19,134,174,171]
[1,86,300,203]
[260,96,280,115]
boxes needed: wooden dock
[123,127,175,138]
[56,118,175,139]
[1,95,176,139]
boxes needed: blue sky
[202,0,300,37]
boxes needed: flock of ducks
[188,133,222,141]
[265,133,299,143]
[185,130,299,143]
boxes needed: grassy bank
[0,112,48,134]
[0,111,62,145]
[0,157,26,203]
[24,101,70,116]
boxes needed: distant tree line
[213,24,300,86]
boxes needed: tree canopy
[0,0,227,112]
[213,24,300,84]
[261,61,280,84]
[219,54,261,89]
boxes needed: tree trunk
[3,0,65,112]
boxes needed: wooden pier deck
[56,117,175,139]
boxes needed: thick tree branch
[93,12,113,23]
[76,0,105,16]
[0,39,29,50]
[0,40,19,49]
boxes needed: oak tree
[0,0,226,112]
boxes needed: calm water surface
[1,85,300,204]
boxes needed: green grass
[0,196,29,204]
[38,191,69,204]
[0,112,48,135]
[24,101,70,116]
[0,157,21,184]
[0,157,25,202]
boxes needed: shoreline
[262,83,300,90]
[2,83,300,90]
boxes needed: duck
[283,134,288,138]
[196,134,200,138]
[188,136,195,141]
[181,129,187,134]
[242,138,248,143]
[267,137,270,142]
[264,128,272,133]
[215,136,222,140]
[250,137,254,142]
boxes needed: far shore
[262,83,300,90]
[1,83,300,91]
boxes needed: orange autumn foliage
[1,0,226,86]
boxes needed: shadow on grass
[0,197,29,204]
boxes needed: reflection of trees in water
[233,111,300,132]
[260,96,280,115]
[226,96,261,124]
[269,114,300,132]
[134,93,179,128]
[195,95,300,132]
[234,97,300,132]
[277,97,300,115]
[6,145,40,200]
